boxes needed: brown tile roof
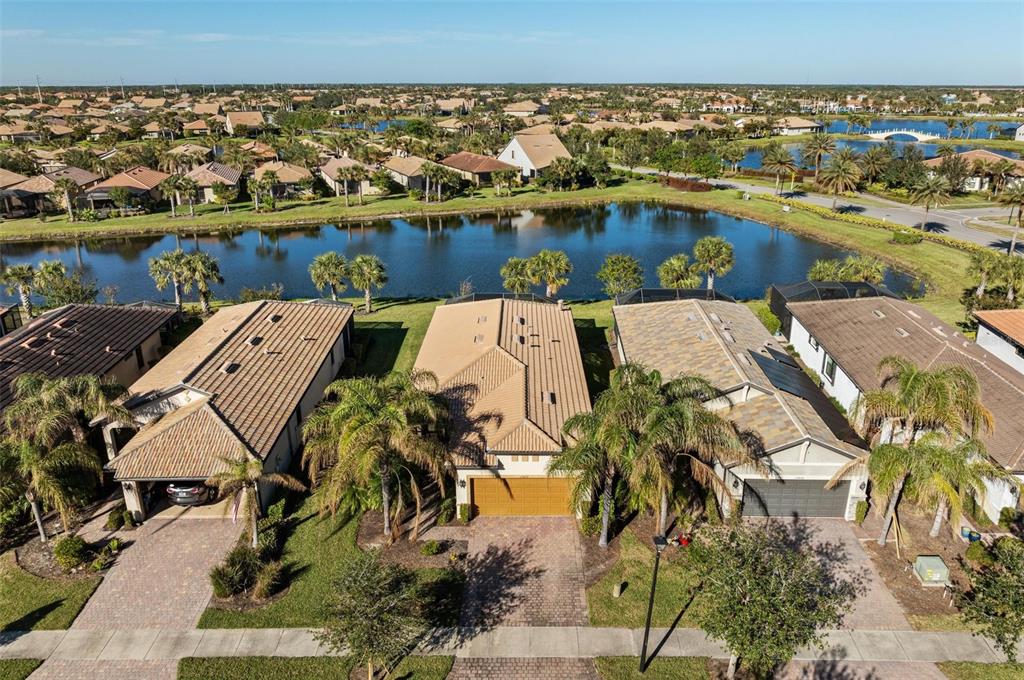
[139,97,167,109]
[116,300,353,478]
[167,143,212,157]
[414,299,592,467]
[92,166,170,191]
[0,167,28,189]
[239,140,277,160]
[440,151,514,175]
[504,101,542,113]
[384,155,427,177]
[182,119,209,131]
[511,134,572,170]
[788,297,1024,471]
[192,103,222,116]
[254,160,311,184]
[185,162,242,187]
[0,303,177,413]
[319,157,372,177]
[226,110,266,128]
[975,309,1024,346]
[10,166,102,194]
[922,149,1024,174]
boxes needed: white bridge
[865,128,941,142]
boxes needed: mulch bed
[13,533,126,582]
[207,585,292,612]
[356,510,468,570]
[580,526,621,588]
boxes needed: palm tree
[801,133,836,184]
[5,373,131,446]
[819,156,862,210]
[1,264,36,318]
[492,168,518,197]
[0,437,101,542]
[527,249,572,297]
[656,253,701,289]
[176,176,198,217]
[910,175,951,227]
[301,370,447,537]
[968,250,1001,298]
[159,175,181,217]
[335,167,355,206]
[858,145,891,184]
[692,236,735,292]
[997,185,1024,254]
[348,254,387,313]
[180,251,224,315]
[808,258,845,281]
[148,248,189,309]
[840,255,887,284]
[720,142,746,174]
[761,144,797,194]
[309,251,348,300]
[206,450,305,548]
[51,177,80,221]
[500,256,532,294]
[349,165,369,205]
[1001,256,1024,303]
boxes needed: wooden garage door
[471,477,571,516]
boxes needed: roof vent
[722,330,736,343]
[476,315,487,323]
[247,335,263,346]
[735,352,752,367]
[220,361,240,374]
[873,309,886,319]
[473,334,484,344]
[696,332,706,342]
[21,336,47,349]
[517,316,526,325]
[907,310,921,319]
[517,335,525,344]
[266,314,282,323]
[686,313,696,322]
[895,327,910,338]
[710,313,722,323]
[931,326,947,338]
[541,391,557,404]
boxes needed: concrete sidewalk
[2,627,1019,663]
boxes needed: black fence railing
[614,288,736,306]
[445,292,557,305]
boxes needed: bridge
[865,128,941,142]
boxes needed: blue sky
[2,1,1022,86]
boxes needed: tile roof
[226,111,265,128]
[788,297,1024,471]
[319,157,372,177]
[0,167,28,189]
[11,167,102,194]
[254,160,312,184]
[440,151,515,175]
[510,134,572,170]
[922,148,1024,174]
[167,143,212,156]
[414,299,592,467]
[384,155,428,177]
[185,162,242,187]
[192,103,222,116]
[975,309,1024,346]
[92,166,170,191]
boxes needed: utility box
[913,555,950,587]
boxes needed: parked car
[165,482,212,506]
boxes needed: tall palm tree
[206,450,305,548]
[761,144,797,194]
[348,254,387,313]
[309,251,348,300]
[1001,256,1024,303]
[656,253,701,289]
[176,176,198,217]
[692,236,735,292]
[996,185,1024,254]
[819,156,862,210]
[51,177,80,221]
[527,249,573,298]
[159,175,181,217]
[801,133,836,184]
[910,175,951,227]
[301,370,448,537]
[858,145,891,184]
[0,437,101,542]
[5,373,132,446]
[180,251,224,315]
[967,250,1001,298]
[148,248,189,309]
[500,256,532,294]
[349,165,369,205]
[1,264,36,318]
[335,167,355,206]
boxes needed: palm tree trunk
[27,492,47,542]
[64,191,73,221]
[1009,228,1018,256]
[658,488,668,537]
[367,662,373,680]
[975,273,988,298]
[189,199,195,217]
[343,184,350,208]
[877,474,907,546]
[380,462,391,536]
[18,285,33,318]
[706,270,715,292]
[598,472,613,548]
[172,278,182,309]
[200,292,211,315]
[364,288,372,314]
[929,497,948,538]
[329,283,337,301]
[357,184,363,205]
[727,655,738,680]
[70,422,87,444]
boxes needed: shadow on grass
[574,317,614,399]
[1,600,65,633]
[351,321,407,377]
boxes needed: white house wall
[981,475,1023,521]
[497,139,537,178]
[788,316,864,413]
[975,325,1024,375]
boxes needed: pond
[823,118,1022,139]
[0,204,919,304]
[739,138,1020,170]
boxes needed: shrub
[253,560,284,600]
[408,188,424,201]
[78,209,102,222]
[210,544,263,597]
[238,283,284,302]
[0,498,27,543]
[53,535,89,572]
[891,230,923,245]
[999,507,1022,531]
[210,564,236,598]
[457,503,471,524]
[436,497,456,525]
[705,489,722,525]
[579,515,601,537]
[753,303,781,335]
[266,498,287,523]
[965,541,995,568]
[256,522,283,562]
[419,540,442,556]
[121,510,137,530]
[855,501,869,526]
[104,505,126,531]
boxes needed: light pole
[639,534,670,672]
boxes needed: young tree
[211,182,238,213]
[177,176,199,217]
[148,248,189,309]
[348,254,387,313]
[308,251,348,300]
[335,167,354,206]
[967,250,1002,298]
[656,253,700,289]
[5,372,131,446]
[500,256,532,295]
[108,186,133,209]
[1,264,36,318]
[959,537,1024,662]
[996,184,1024,254]
[692,236,735,292]
[596,253,643,298]
[910,175,952,227]
[527,249,573,297]
[720,142,746,174]
[492,168,518,197]
[180,251,224,315]
[50,177,80,221]
[349,165,369,205]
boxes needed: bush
[891,230,923,245]
[457,503,471,524]
[210,544,262,597]
[855,500,869,526]
[419,540,442,556]
[121,510,137,530]
[753,303,781,336]
[238,283,284,302]
[253,560,284,600]
[705,489,722,525]
[436,497,455,525]
[579,515,601,537]
[999,507,1022,531]
[965,541,995,567]
[408,188,424,201]
[266,498,286,523]
[0,498,27,543]
[104,505,126,531]
[210,564,236,598]
[53,534,89,572]
[256,521,283,562]
[78,209,102,222]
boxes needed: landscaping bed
[177,656,453,680]
[356,510,468,571]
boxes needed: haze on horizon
[1,0,1022,87]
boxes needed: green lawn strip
[177,656,453,680]
[595,656,711,680]
[937,662,1024,680]
[587,530,703,628]
[0,660,42,680]
[0,553,100,631]
[906,614,976,632]
[343,297,443,376]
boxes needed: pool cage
[768,281,898,338]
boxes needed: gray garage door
[742,479,850,517]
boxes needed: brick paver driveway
[456,517,588,627]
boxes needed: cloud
[1,29,45,38]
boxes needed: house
[414,296,592,516]
[224,110,265,136]
[613,294,868,519]
[0,306,24,338]
[497,134,572,179]
[923,149,1024,192]
[7,166,102,214]
[767,281,898,338]
[139,97,167,109]
[440,151,515,186]
[239,139,277,162]
[319,157,376,197]
[0,122,39,143]
[354,97,383,108]
[182,119,211,136]
[141,121,172,139]
[184,162,243,203]
[436,118,465,134]
[974,309,1024,376]
[784,296,1024,522]
[253,160,312,196]
[103,300,355,521]
[736,116,824,136]
[1016,123,1024,142]
[0,168,30,216]
[86,166,171,207]
[0,303,178,417]
[192,102,223,116]
[434,98,472,116]
[166,143,213,165]
[383,155,428,191]
[88,122,131,140]
[503,101,546,118]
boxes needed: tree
[687,522,855,679]
[5,372,131,446]
[1,264,35,318]
[807,258,845,281]
[349,165,370,205]
[317,549,425,680]
[968,250,1002,298]
[656,253,700,289]
[159,175,181,218]
[33,260,97,306]
[108,186,133,209]
[596,253,643,298]
[546,157,581,191]
[211,181,238,213]
[910,175,952,227]
[50,177,80,221]
[819,156,862,210]
[205,450,305,548]
[335,167,355,206]
[959,537,1024,662]
[761,144,797,194]
[348,254,387,313]
[720,142,746,174]
[180,251,224,315]
[801,133,836,183]
[148,248,189,309]
[309,251,348,300]
[301,371,447,538]
[996,184,1024,254]
[500,256,532,294]
[692,236,735,292]
[177,176,198,217]
[859,145,892,184]
[492,168,518,197]
[527,249,572,297]
[809,255,887,283]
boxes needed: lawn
[937,662,1024,680]
[0,553,100,631]
[0,660,41,680]
[595,656,711,680]
[177,656,453,680]
[587,530,703,628]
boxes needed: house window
[822,355,837,384]
[135,346,144,369]
[808,336,819,351]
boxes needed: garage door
[742,480,850,518]
[471,477,572,516]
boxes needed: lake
[823,118,1022,139]
[0,204,919,304]
[739,138,1020,170]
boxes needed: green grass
[907,614,975,632]
[344,297,443,376]
[587,530,703,628]
[938,662,1024,680]
[596,656,711,680]
[178,656,453,680]
[0,553,100,631]
[0,660,42,680]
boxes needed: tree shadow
[835,205,866,215]
[782,190,808,198]
[783,654,882,679]
[1,599,64,633]
[918,221,948,233]
[988,238,1023,255]
[574,318,614,399]
[351,321,407,377]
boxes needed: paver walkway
[448,657,600,679]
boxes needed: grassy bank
[0,553,100,631]
[0,660,41,680]
[178,656,453,680]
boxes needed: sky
[1,1,1022,86]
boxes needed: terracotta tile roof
[10,166,102,194]
[92,165,170,191]
[0,167,28,189]
[239,140,277,160]
[319,157,372,177]
[254,160,311,184]
[440,151,514,175]
[504,101,542,113]
[226,110,265,128]
[922,149,1024,174]
[975,309,1024,346]
[139,97,167,109]
[414,299,592,467]
[0,303,177,414]
[192,103,222,116]
[510,134,572,170]
[182,119,209,131]
[185,162,242,187]
[788,297,1024,471]
[384,155,427,177]
[167,143,212,157]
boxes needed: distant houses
[923,148,1024,191]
